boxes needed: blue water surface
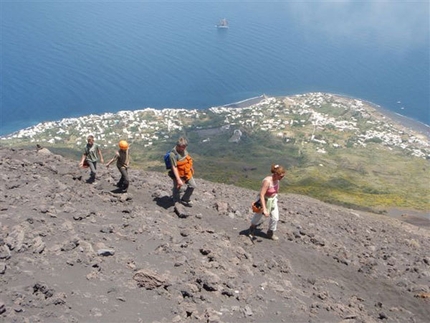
[1,1,429,135]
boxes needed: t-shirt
[84,143,100,162]
[169,148,188,167]
[115,149,129,168]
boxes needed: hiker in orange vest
[168,137,196,207]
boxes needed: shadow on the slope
[239,227,268,239]
[111,188,127,194]
[153,196,174,210]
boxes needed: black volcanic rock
[0,147,429,323]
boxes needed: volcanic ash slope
[0,147,429,323]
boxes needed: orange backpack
[176,155,193,180]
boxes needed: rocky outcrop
[0,147,429,323]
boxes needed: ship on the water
[216,18,229,29]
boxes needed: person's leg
[250,213,263,226]
[172,178,181,203]
[116,166,124,187]
[249,212,263,235]
[88,161,97,182]
[267,200,279,240]
[119,167,129,190]
[181,177,196,203]
[268,202,279,231]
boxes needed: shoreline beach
[361,99,430,140]
[229,92,430,139]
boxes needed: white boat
[216,18,229,29]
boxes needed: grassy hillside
[2,93,428,213]
[125,128,429,213]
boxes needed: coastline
[223,92,430,140]
[222,94,266,109]
[330,93,430,140]
[361,99,430,140]
[2,92,429,139]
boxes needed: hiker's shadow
[111,188,126,194]
[239,227,267,238]
[153,196,174,210]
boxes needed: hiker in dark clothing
[106,140,130,192]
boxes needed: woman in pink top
[249,164,286,240]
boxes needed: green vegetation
[2,93,428,213]
[137,128,429,213]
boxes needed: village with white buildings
[1,92,429,160]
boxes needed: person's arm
[172,164,183,188]
[170,153,183,187]
[98,147,104,163]
[79,154,86,167]
[259,178,270,217]
[105,158,114,168]
[106,152,119,168]
[190,156,194,175]
[124,149,130,168]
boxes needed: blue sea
[1,0,429,136]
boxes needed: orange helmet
[119,140,129,149]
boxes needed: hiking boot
[181,199,193,207]
[249,224,257,236]
[267,230,279,241]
